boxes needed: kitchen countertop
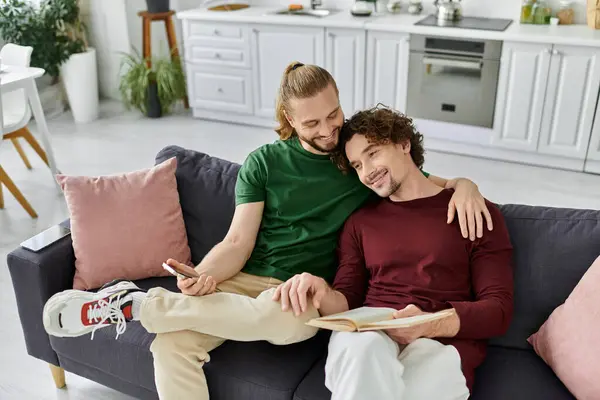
[177,6,600,47]
[177,6,378,29]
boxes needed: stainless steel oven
[406,34,503,128]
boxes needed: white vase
[60,47,99,123]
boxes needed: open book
[306,307,454,332]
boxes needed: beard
[367,169,401,198]
[298,129,340,154]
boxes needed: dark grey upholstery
[471,346,575,400]
[7,144,599,400]
[155,146,240,265]
[489,205,600,351]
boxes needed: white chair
[0,43,41,218]
[1,43,50,169]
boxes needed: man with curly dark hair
[291,105,515,400]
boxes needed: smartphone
[162,262,200,279]
[20,224,71,252]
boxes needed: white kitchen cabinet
[537,45,600,159]
[250,25,325,119]
[187,65,254,115]
[492,42,552,152]
[365,31,410,113]
[325,28,366,117]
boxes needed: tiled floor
[2,101,600,399]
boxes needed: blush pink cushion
[57,157,191,290]
[527,255,600,400]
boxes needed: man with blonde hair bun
[42,62,494,399]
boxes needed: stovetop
[415,15,513,32]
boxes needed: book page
[359,310,453,331]
[305,319,356,332]
[315,307,397,326]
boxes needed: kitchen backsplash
[250,0,589,24]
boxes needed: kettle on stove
[434,0,462,21]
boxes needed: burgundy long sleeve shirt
[332,189,514,391]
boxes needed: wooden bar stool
[138,10,189,108]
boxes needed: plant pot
[146,0,170,13]
[146,81,162,118]
[60,47,99,123]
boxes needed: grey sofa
[8,145,599,400]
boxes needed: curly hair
[332,105,425,173]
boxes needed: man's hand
[446,178,493,241]
[272,273,330,316]
[177,273,217,296]
[384,305,460,345]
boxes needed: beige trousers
[139,272,320,400]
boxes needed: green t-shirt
[235,136,428,283]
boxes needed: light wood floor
[2,101,600,399]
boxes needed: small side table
[138,10,189,109]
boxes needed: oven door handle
[422,56,482,71]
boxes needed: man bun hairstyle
[332,104,425,173]
[275,61,339,140]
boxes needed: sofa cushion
[492,204,600,350]
[293,356,330,400]
[50,276,331,400]
[205,331,330,400]
[155,146,240,265]
[56,157,191,290]
[527,255,600,400]
[294,346,576,400]
[471,346,575,400]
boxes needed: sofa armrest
[6,221,75,366]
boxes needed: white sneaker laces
[89,293,128,340]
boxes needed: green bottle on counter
[532,0,552,24]
[520,0,536,23]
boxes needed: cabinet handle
[252,28,258,33]
[328,32,335,38]
[217,88,223,93]
[213,29,220,35]
[215,53,221,58]
[552,49,560,56]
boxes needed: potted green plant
[0,0,99,123]
[0,0,75,80]
[119,48,187,118]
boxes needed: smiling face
[345,134,413,198]
[285,83,344,154]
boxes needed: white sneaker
[43,279,144,340]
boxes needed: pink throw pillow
[528,255,600,400]
[57,157,191,290]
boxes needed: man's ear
[284,110,295,128]
[402,140,411,154]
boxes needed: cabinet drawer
[187,46,249,68]
[185,21,248,49]
[189,67,253,115]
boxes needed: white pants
[325,331,470,400]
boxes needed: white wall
[83,0,200,100]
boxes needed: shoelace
[89,294,127,340]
